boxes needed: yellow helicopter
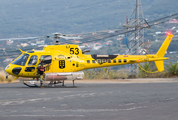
[4,32,173,87]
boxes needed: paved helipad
[0,79,178,120]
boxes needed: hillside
[0,0,177,38]
[147,0,178,17]
[0,0,133,38]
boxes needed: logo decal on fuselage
[59,60,65,69]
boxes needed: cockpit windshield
[12,53,29,66]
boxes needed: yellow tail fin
[156,33,173,57]
[155,33,173,72]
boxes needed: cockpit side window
[28,55,38,65]
[12,54,29,66]
[40,55,52,64]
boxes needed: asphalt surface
[0,81,178,120]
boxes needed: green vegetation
[166,62,178,76]
[84,62,178,79]
[138,62,166,78]
[138,62,178,78]
[138,62,152,78]
[84,68,128,79]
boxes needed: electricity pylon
[123,0,150,75]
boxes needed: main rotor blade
[0,36,44,41]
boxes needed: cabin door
[24,55,38,77]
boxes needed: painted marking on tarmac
[1,107,148,116]
[0,92,110,106]
[35,107,148,113]
[60,91,72,93]
[119,103,135,106]
[2,115,84,117]
[39,93,47,95]
[122,106,147,111]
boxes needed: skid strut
[73,80,75,86]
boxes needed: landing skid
[21,79,76,88]
[23,82,39,88]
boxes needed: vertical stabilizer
[156,33,173,57]
[155,33,173,72]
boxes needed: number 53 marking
[70,48,79,55]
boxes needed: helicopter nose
[5,65,11,74]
